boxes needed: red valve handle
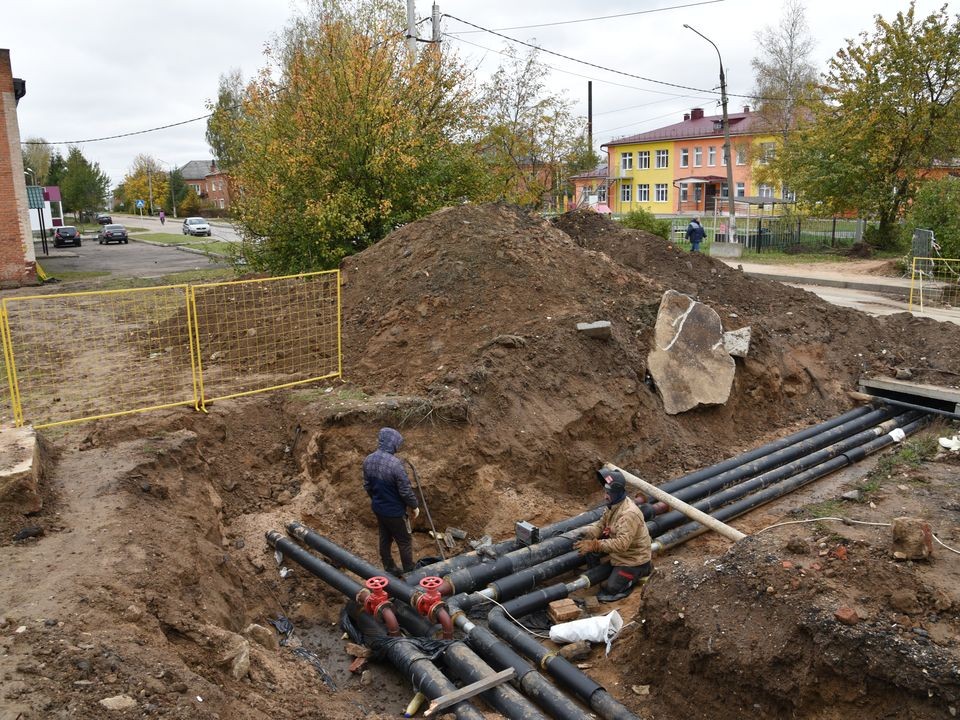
[419,576,443,591]
[366,576,389,592]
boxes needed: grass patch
[97,267,238,290]
[193,241,235,257]
[806,499,845,519]
[45,270,112,283]
[133,233,188,245]
[858,433,940,499]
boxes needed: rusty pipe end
[381,606,401,637]
[286,521,308,540]
[438,578,454,597]
[435,606,454,640]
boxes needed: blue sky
[2,0,947,185]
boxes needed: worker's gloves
[408,507,420,521]
[574,538,601,555]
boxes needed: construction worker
[573,468,652,602]
[363,427,420,575]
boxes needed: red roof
[604,109,762,147]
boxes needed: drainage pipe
[647,412,921,536]
[654,404,877,496]
[652,414,931,552]
[266,531,401,635]
[487,567,640,720]
[647,405,898,506]
[405,506,606,583]
[605,464,746,543]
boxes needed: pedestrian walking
[159,210,166,226]
[685,217,706,253]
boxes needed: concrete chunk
[891,517,933,560]
[0,425,41,515]
[576,321,612,339]
[722,326,752,357]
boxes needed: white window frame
[219,198,225,209]
[621,184,632,203]
[759,184,774,198]
[655,183,668,202]
[597,184,607,203]
[694,147,703,167]
[637,183,649,202]
[720,183,729,198]
[680,148,689,168]
[620,152,633,171]
[736,146,747,165]
[736,182,745,197]
[680,183,688,202]
[637,151,650,169]
[708,146,716,166]
[655,149,669,169]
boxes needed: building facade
[600,107,782,215]
[180,160,231,212]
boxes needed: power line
[443,13,773,102]
[22,113,214,146]
[447,0,725,34]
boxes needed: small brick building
[0,49,36,286]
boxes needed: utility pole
[406,0,417,55]
[587,81,593,159]
[432,3,440,43]
[147,167,155,216]
[684,24,736,242]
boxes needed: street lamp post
[683,24,736,243]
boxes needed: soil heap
[0,202,957,720]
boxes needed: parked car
[53,226,82,248]
[96,213,113,225]
[98,224,129,245]
[182,217,211,237]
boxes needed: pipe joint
[362,576,394,620]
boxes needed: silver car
[182,217,212,237]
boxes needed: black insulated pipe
[267,531,366,600]
[660,405,898,505]
[657,404,875,495]
[443,642,550,720]
[647,411,922,536]
[406,505,605,583]
[489,550,585,601]
[655,414,932,550]
[384,640,487,720]
[441,535,577,595]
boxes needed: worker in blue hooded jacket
[363,427,420,574]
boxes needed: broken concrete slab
[647,290,736,415]
[722,326,752,358]
[0,425,42,515]
[576,321,612,339]
[708,242,743,258]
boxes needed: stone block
[576,321,612,339]
[708,242,743,258]
[722,326,752,357]
[0,425,41,514]
[891,517,933,560]
[548,599,581,624]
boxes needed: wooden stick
[423,668,516,717]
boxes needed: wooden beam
[423,668,516,717]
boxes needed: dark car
[98,224,129,245]
[53,226,82,248]
[96,213,113,225]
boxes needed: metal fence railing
[910,257,960,313]
[0,271,341,428]
[666,215,875,253]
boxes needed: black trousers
[376,513,414,572]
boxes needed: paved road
[34,235,230,280]
[113,213,243,243]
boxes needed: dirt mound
[2,202,959,720]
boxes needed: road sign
[135,199,145,209]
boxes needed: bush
[903,177,960,258]
[618,208,672,239]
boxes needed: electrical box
[515,521,540,546]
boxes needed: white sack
[549,610,623,655]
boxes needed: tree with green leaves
[206,0,492,273]
[478,46,584,209]
[21,138,53,186]
[206,69,245,170]
[776,3,960,249]
[902,175,960,258]
[59,146,110,219]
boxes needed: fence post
[831,217,837,247]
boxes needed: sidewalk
[719,260,914,299]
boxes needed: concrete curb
[740,270,913,299]
[128,237,229,258]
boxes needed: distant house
[568,165,609,211]
[180,160,231,212]
[601,107,784,215]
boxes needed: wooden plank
[423,668,516,717]
[859,376,960,403]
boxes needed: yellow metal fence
[1,271,341,428]
[909,257,960,313]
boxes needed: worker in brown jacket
[574,468,652,602]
